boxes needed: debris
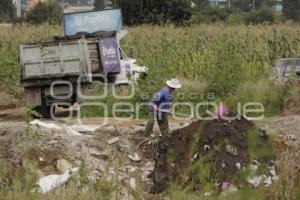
[56,159,71,173]
[136,139,149,150]
[204,145,210,151]
[247,176,262,188]
[141,161,155,172]
[249,164,258,173]
[68,125,99,133]
[107,137,120,145]
[47,140,58,145]
[225,144,238,156]
[129,177,136,190]
[269,168,276,177]
[221,162,226,168]
[62,125,82,136]
[204,191,213,196]
[37,167,79,193]
[88,148,102,156]
[30,119,60,130]
[128,153,141,162]
[88,148,108,159]
[236,162,241,170]
[263,176,272,187]
[221,181,230,191]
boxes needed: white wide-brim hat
[166,79,182,89]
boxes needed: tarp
[63,9,123,36]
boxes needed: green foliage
[244,8,276,24]
[283,0,300,21]
[0,0,16,23]
[191,7,234,23]
[26,1,62,24]
[116,0,192,25]
[93,0,105,10]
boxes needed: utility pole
[16,0,21,17]
[252,0,255,10]
[228,0,231,8]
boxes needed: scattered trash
[247,176,262,188]
[62,125,82,136]
[129,177,136,190]
[236,162,241,170]
[204,144,210,151]
[221,181,230,191]
[263,176,272,187]
[30,120,60,130]
[221,162,226,168]
[141,161,155,172]
[204,191,213,196]
[68,125,99,133]
[37,167,79,193]
[128,153,141,162]
[107,137,120,145]
[269,168,276,177]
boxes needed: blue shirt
[149,87,173,119]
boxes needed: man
[144,79,182,138]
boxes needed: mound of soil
[151,116,258,193]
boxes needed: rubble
[128,153,142,162]
[56,159,71,173]
[247,176,263,188]
[37,167,79,193]
[107,137,120,145]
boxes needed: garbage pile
[151,115,276,194]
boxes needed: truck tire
[34,100,51,118]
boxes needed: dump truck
[20,9,147,117]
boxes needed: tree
[283,0,300,21]
[94,0,105,10]
[27,1,62,24]
[116,0,192,25]
[0,0,16,22]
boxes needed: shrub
[244,8,276,25]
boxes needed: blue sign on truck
[63,9,123,36]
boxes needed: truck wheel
[33,105,50,118]
[34,100,51,118]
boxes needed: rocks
[236,162,241,170]
[128,153,142,162]
[107,137,120,145]
[129,177,136,190]
[247,176,263,188]
[225,144,238,156]
[56,159,71,173]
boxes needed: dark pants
[144,112,169,137]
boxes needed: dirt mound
[151,116,272,193]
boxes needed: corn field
[1,23,300,115]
